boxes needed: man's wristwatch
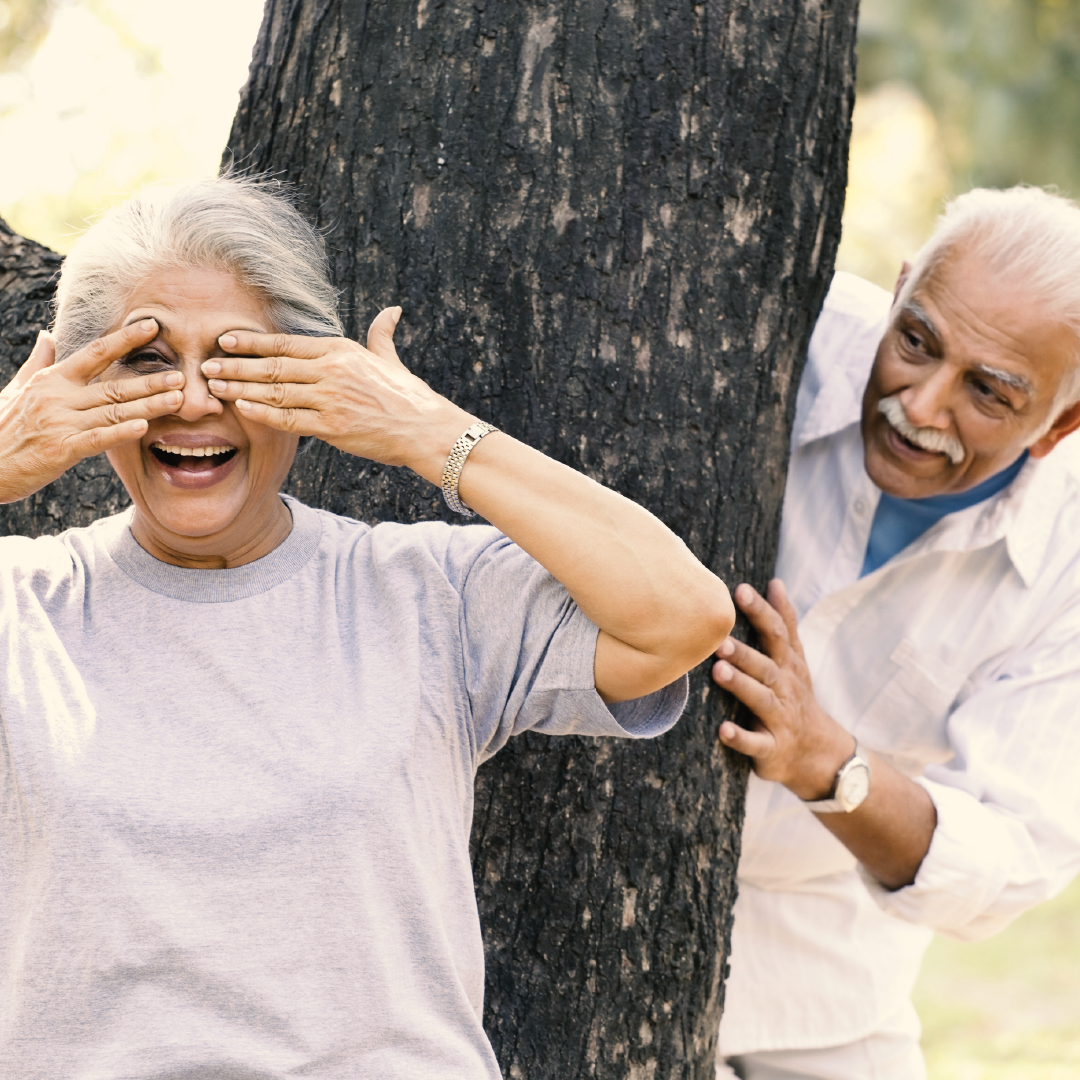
[802,742,871,814]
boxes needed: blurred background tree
[836,0,1080,286]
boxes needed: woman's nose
[174,360,224,421]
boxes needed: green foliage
[858,0,1080,196]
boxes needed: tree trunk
[0,1,856,1075]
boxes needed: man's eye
[971,378,1006,406]
[902,330,923,350]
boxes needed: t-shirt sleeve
[858,597,1080,940]
[452,529,688,763]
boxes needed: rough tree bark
[0,1,857,1076]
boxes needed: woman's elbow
[696,576,736,657]
[667,573,735,671]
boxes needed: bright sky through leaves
[0,0,266,252]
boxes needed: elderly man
[713,186,1080,1080]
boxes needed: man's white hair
[52,173,343,361]
[897,185,1080,418]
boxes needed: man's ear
[1029,398,1080,458]
[892,260,913,306]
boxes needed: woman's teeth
[153,444,233,457]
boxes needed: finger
[365,306,402,362]
[13,331,57,388]
[712,658,780,721]
[714,636,777,685]
[767,578,804,656]
[233,396,311,434]
[66,418,150,459]
[204,377,315,410]
[84,389,185,430]
[201,354,319,386]
[63,319,160,384]
[216,330,331,363]
[718,719,775,760]
[84,368,185,408]
[733,582,793,661]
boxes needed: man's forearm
[813,749,937,889]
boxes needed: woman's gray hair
[52,174,343,360]
[898,185,1080,412]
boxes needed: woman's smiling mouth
[148,440,240,488]
[151,442,238,467]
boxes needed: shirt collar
[792,312,889,451]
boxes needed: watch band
[802,742,871,814]
[441,421,498,516]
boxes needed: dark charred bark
[225,3,856,1076]
[0,1,856,1076]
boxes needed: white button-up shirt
[720,272,1080,1055]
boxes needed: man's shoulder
[820,271,894,325]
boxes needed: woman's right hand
[0,320,186,504]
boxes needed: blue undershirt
[860,451,1028,577]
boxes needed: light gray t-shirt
[0,494,686,1080]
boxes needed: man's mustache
[878,395,965,465]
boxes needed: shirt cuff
[858,778,1012,938]
[606,675,689,738]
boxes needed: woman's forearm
[204,316,735,701]
[407,407,735,702]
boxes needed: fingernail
[236,398,252,411]
[392,306,402,325]
[202,360,221,375]
[140,319,157,332]
[208,379,226,393]
[165,371,183,386]
[715,661,732,681]
[166,391,182,406]
[219,334,237,349]
[720,639,735,657]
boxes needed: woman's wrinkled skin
[101,268,297,568]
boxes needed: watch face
[838,762,871,811]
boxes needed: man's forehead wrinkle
[899,299,939,338]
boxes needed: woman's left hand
[202,307,471,483]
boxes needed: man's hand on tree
[712,579,856,800]
[712,578,938,889]
[0,322,185,505]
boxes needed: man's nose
[899,364,954,429]
[174,360,225,421]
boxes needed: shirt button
[854,498,867,515]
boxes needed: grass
[914,874,1080,1078]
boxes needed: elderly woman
[0,176,733,1079]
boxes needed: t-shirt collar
[104,493,323,602]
